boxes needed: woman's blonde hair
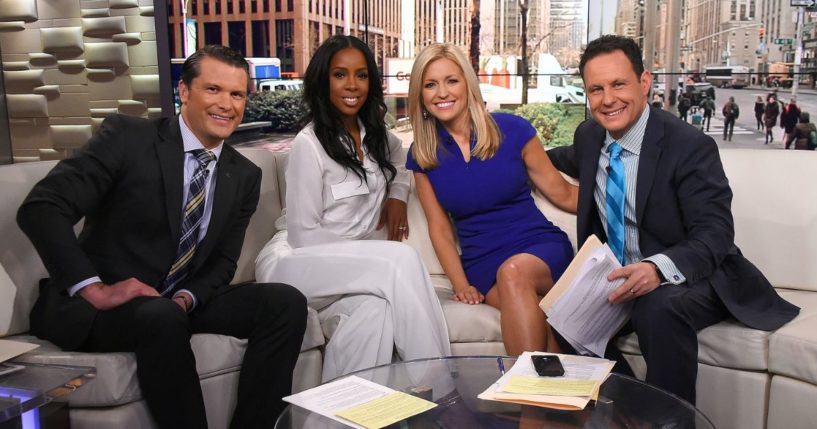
[408,43,500,169]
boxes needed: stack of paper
[283,375,437,429]
[540,235,633,357]
[478,352,614,410]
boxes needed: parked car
[257,79,303,92]
[686,82,715,104]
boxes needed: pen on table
[497,357,505,375]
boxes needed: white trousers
[256,236,451,382]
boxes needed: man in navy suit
[548,35,798,404]
[19,45,307,428]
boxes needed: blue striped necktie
[161,149,216,295]
[606,142,626,264]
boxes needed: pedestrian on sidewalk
[763,94,780,144]
[700,94,715,132]
[722,96,739,141]
[678,93,691,122]
[793,111,817,150]
[781,97,801,149]
[754,96,764,131]
[651,92,664,109]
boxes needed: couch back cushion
[233,148,283,284]
[0,161,58,336]
[721,149,817,291]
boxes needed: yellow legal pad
[502,376,599,397]
[335,391,437,429]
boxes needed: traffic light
[759,27,765,41]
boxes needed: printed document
[478,351,614,410]
[283,375,436,429]
[540,235,633,357]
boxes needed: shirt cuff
[643,254,686,285]
[68,277,102,296]
[173,289,197,312]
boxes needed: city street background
[678,86,817,150]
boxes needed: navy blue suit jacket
[548,107,798,330]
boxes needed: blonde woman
[406,43,578,355]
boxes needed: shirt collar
[179,115,224,160]
[603,103,650,156]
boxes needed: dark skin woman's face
[328,47,370,127]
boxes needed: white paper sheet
[546,244,633,357]
[283,375,395,428]
[0,339,39,363]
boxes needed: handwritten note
[335,391,436,429]
[502,376,598,397]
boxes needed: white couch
[2,147,816,429]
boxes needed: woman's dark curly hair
[301,35,396,185]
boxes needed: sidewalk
[744,85,817,97]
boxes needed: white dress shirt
[284,121,409,248]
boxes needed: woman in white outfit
[255,35,450,382]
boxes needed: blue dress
[406,113,573,294]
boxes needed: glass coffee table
[0,362,96,424]
[276,356,714,428]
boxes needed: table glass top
[276,356,714,429]
[0,362,95,423]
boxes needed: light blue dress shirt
[592,105,686,285]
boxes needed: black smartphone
[531,354,565,377]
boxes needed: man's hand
[377,198,409,241]
[173,291,193,312]
[452,285,485,305]
[607,262,662,305]
[78,278,160,311]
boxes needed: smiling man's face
[583,50,651,139]
[179,56,248,149]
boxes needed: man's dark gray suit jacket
[18,114,262,350]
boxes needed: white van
[257,79,303,92]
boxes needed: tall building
[166,0,404,75]
[414,0,474,54]
[547,0,586,67]
[615,0,641,40]
[759,0,795,64]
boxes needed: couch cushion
[233,147,283,284]
[11,306,324,407]
[769,313,817,385]
[721,149,817,292]
[616,319,772,371]
[0,160,58,336]
[430,276,503,344]
[616,290,817,372]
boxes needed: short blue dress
[406,113,573,295]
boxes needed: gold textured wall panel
[0,0,160,161]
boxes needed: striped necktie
[606,142,626,264]
[161,149,216,295]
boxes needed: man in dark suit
[18,45,307,428]
[548,35,799,404]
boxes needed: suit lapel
[635,109,665,225]
[192,147,238,267]
[579,122,606,242]
[156,118,185,242]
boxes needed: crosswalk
[684,117,755,136]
